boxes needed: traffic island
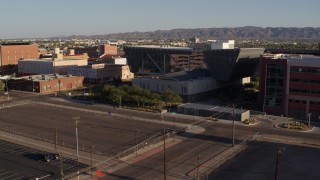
[242,117,258,125]
[278,121,312,131]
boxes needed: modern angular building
[123,45,193,75]
[124,45,264,81]
[203,48,265,81]
[259,54,320,121]
[132,69,250,102]
[127,43,264,101]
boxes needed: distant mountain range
[64,27,320,40]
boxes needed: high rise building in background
[73,44,117,61]
[259,54,320,121]
[0,43,38,73]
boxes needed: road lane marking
[0,171,11,176]
[1,173,17,180]
[11,176,24,180]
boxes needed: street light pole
[193,109,195,121]
[163,130,166,180]
[135,130,139,157]
[73,116,80,161]
[274,149,281,180]
[90,145,94,177]
[307,113,312,128]
[55,128,58,151]
[232,105,236,147]
[5,78,9,100]
[33,79,35,93]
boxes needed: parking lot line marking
[50,161,60,166]
[1,173,17,180]
[63,165,76,171]
[11,176,24,180]
[0,172,11,176]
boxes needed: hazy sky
[0,0,319,39]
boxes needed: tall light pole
[73,116,80,161]
[274,149,281,180]
[135,130,139,157]
[5,78,9,100]
[60,153,64,178]
[90,145,95,177]
[32,79,35,93]
[163,129,167,180]
[307,113,312,128]
[55,128,58,151]
[232,105,236,147]
[193,109,195,121]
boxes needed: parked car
[43,153,59,162]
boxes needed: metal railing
[63,130,175,179]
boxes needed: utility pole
[135,130,139,157]
[90,145,95,177]
[73,116,80,161]
[6,78,9,100]
[60,153,64,179]
[196,155,200,180]
[32,79,35,93]
[193,109,195,121]
[232,105,236,147]
[307,113,312,128]
[274,150,280,180]
[55,128,58,151]
[163,130,166,180]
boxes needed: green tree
[0,81,5,91]
[161,90,183,105]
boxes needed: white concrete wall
[132,77,219,95]
[211,40,235,49]
[241,77,251,84]
[114,58,127,65]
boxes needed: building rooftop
[269,54,320,63]
[288,55,320,63]
[126,45,192,51]
[137,69,212,82]
[14,74,77,82]
[19,57,87,62]
[72,63,124,69]
[0,42,33,46]
[178,103,248,114]
[164,69,211,81]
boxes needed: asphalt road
[1,91,320,179]
[0,102,174,157]
[104,123,250,180]
[0,139,87,180]
[100,116,320,179]
[208,140,320,180]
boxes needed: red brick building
[0,43,38,72]
[8,74,84,94]
[74,44,117,60]
[259,54,320,121]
